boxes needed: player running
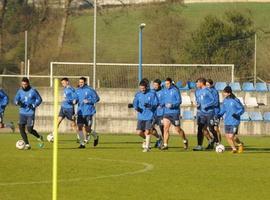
[14,77,43,150]
[0,88,15,132]
[151,79,164,148]
[133,80,158,152]
[48,78,77,142]
[57,78,77,132]
[217,86,245,153]
[160,77,188,150]
[75,77,100,148]
[193,78,218,151]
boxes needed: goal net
[50,62,235,88]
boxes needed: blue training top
[14,87,42,116]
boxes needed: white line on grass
[0,157,154,186]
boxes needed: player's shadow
[242,147,270,153]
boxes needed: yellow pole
[52,79,59,200]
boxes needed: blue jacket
[162,85,181,115]
[75,85,100,116]
[209,86,220,115]
[0,89,8,113]
[14,87,42,116]
[152,88,164,117]
[195,87,215,116]
[133,89,158,121]
[218,96,245,126]
[62,86,77,109]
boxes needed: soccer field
[1,134,270,200]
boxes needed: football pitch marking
[0,157,154,186]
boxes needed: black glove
[17,102,26,108]
[128,103,133,108]
[232,113,240,119]
[136,107,143,113]
[144,103,151,108]
[29,104,35,109]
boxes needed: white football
[16,140,25,150]
[215,144,225,153]
[47,133,54,143]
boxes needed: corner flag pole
[52,78,59,200]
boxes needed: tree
[145,1,185,63]
[0,0,7,59]
[57,0,72,56]
[185,11,255,77]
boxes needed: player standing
[217,86,245,153]
[133,80,158,152]
[75,77,100,148]
[151,79,164,148]
[14,77,43,149]
[0,88,15,132]
[204,79,222,149]
[193,78,218,151]
[160,77,188,150]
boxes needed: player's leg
[26,115,44,147]
[136,120,146,149]
[57,107,65,128]
[152,117,162,148]
[225,134,237,153]
[174,126,188,150]
[171,114,188,150]
[233,127,243,153]
[208,115,220,145]
[0,112,15,132]
[85,116,99,147]
[18,115,30,149]
[204,128,214,150]
[76,115,86,148]
[193,116,205,151]
[161,117,171,150]
[224,126,237,153]
[142,120,153,152]
[215,125,222,143]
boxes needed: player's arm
[0,90,8,108]
[65,89,75,104]
[14,90,22,106]
[216,101,226,118]
[170,89,181,109]
[204,90,215,110]
[133,93,142,113]
[32,89,42,108]
[84,89,99,104]
[234,99,245,117]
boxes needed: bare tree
[0,0,7,59]
[57,0,72,56]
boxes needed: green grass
[62,2,270,79]
[1,134,270,200]
[4,105,19,124]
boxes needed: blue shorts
[137,120,153,131]
[224,125,239,135]
[59,107,75,121]
[163,113,180,127]
[153,116,163,126]
[19,114,35,127]
[77,115,92,127]
[197,114,213,126]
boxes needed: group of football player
[131,77,245,153]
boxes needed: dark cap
[223,86,232,93]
